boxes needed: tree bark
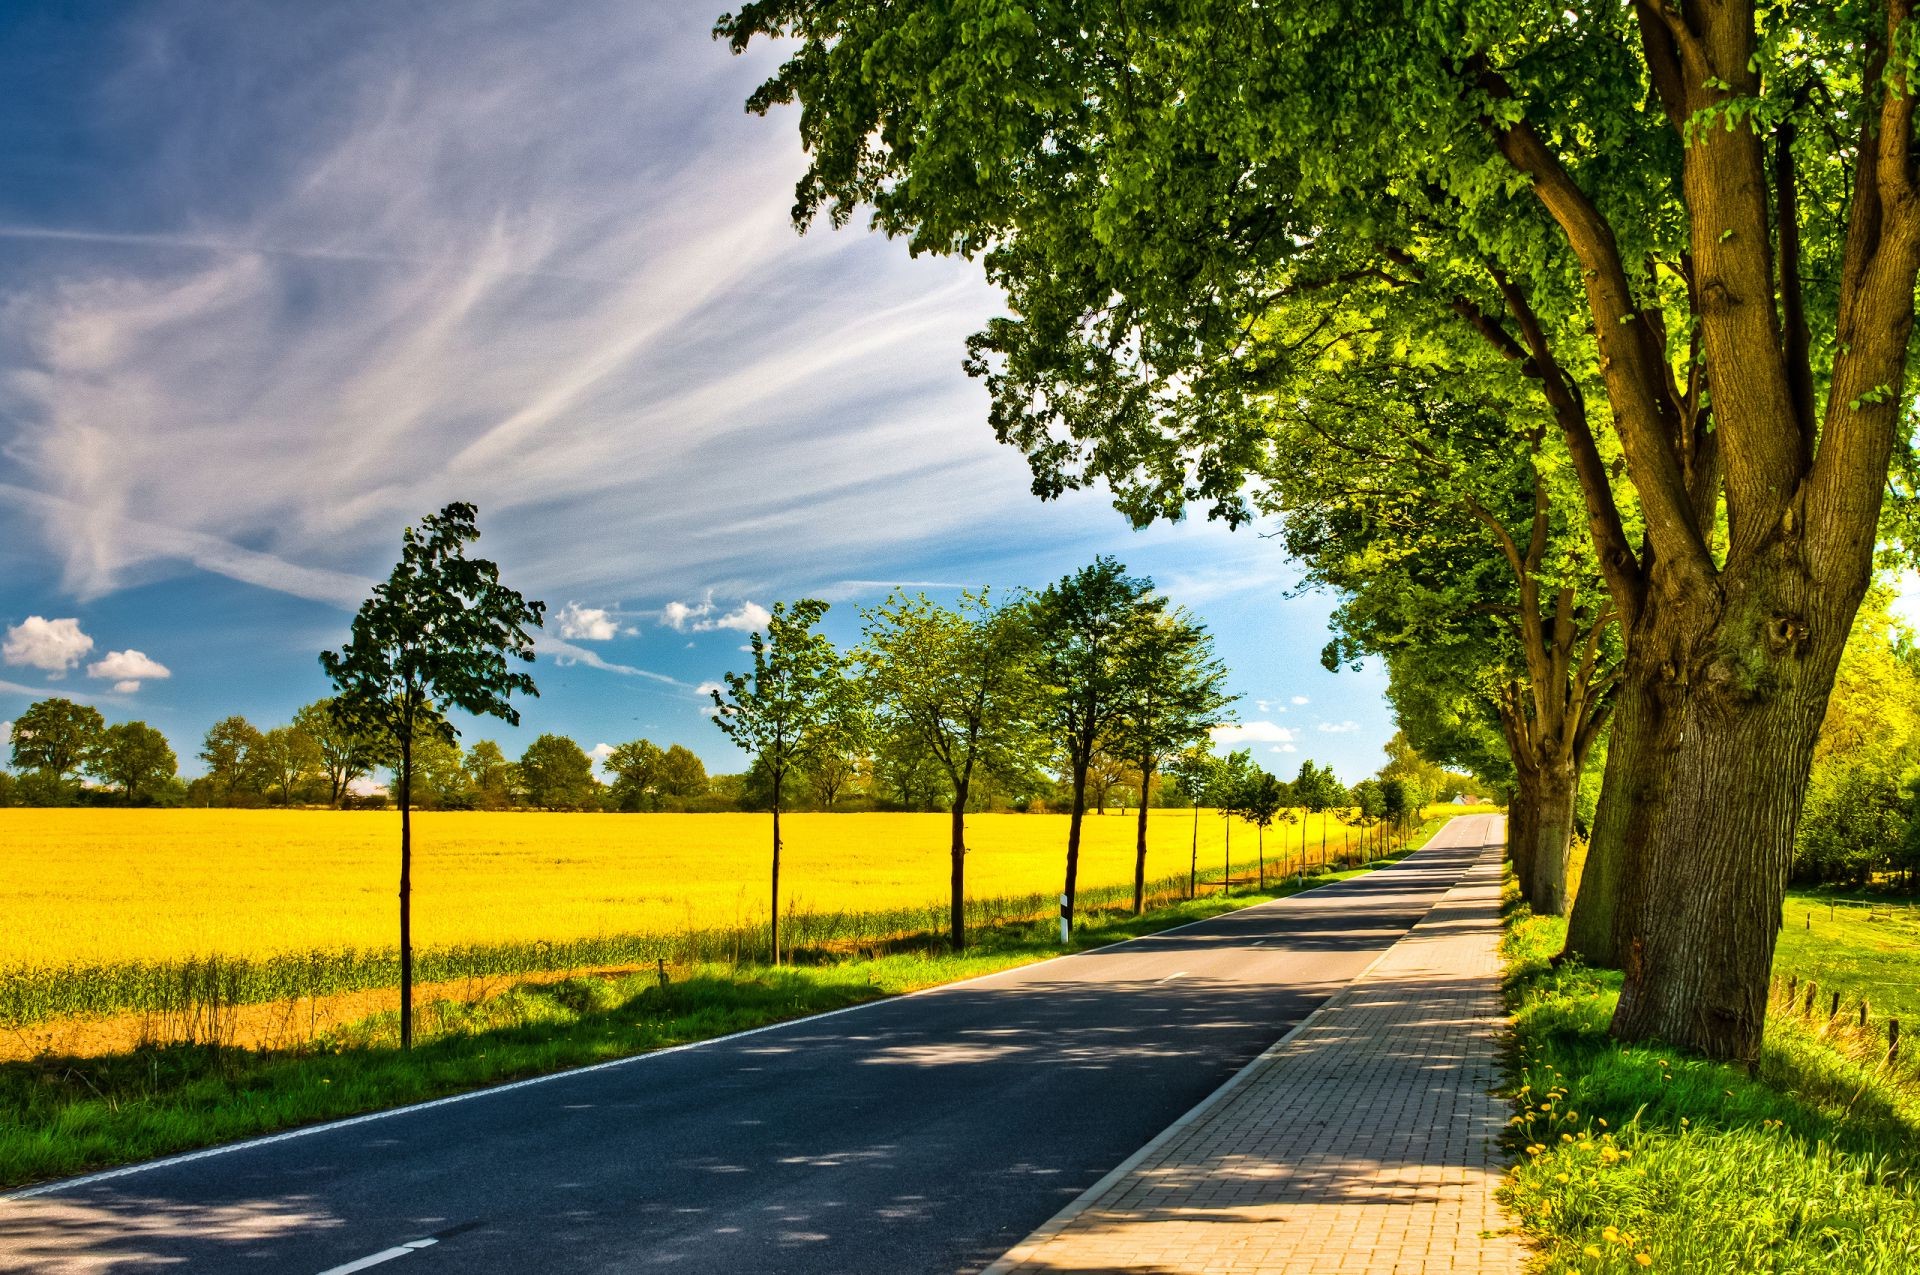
[1188,799,1200,900]
[1131,763,1152,914]
[398,735,413,1052]
[1527,762,1577,917]
[1061,763,1088,936]
[949,779,969,950]
[1506,776,1538,904]
[1606,545,1856,1060]
[770,796,782,965]
[1564,681,1654,968]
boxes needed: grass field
[0,805,1389,1025]
[1775,889,1920,1022]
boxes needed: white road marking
[0,846,1440,1204]
[1157,972,1187,983]
[316,1236,436,1275]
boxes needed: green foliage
[319,501,544,776]
[463,740,515,809]
[605,738,668,812]
[659,744,710,805]
[199,715,267,805]
[10,698,105,782]
[1031,557,1159,797]
[859,588,1043,810]
[518,734,600,811]
[294,699,390,807]
[710,599,840,812]
[86,721,178,804]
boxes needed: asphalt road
[0,814,1498,1275]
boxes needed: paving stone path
[987,814,1529,1274]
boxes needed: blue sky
[0,1,1395,783]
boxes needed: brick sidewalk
[987,816,1528,1274]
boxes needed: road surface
[0,814,1499,1274]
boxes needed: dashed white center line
[1157,971,1187,983]
[315,1236,438,1275]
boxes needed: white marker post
[1059,893,1070,944]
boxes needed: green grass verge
[1775,888,1920,1023]
[0,824,1450,1190]
[1501,889,1920,1272]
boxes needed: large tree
[520,734,601,810]
[294,698,389,807]
[606,738,668,812]
[9,698,104,788]
[710,599,840,963]
[1030,558,1159,937]
[1108,607,1233,912]
[321,502,543,1049]
[199,715,266,806]
[717,0,1920,1059]
[87,721,177,803]
[860,589,1041,948]
[256,724,322,806]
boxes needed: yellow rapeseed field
[0,807,1363,968]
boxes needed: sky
[0,1,1398,784]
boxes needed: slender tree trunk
[949,778,969,950]
[1188,798,1200,900]
[1223,813,1231,895]
[1061,763,1089,937]
[1321,811,1328,868]
[398,736,413,1052]
[1132,761,1152,914]
[770,795,782,965]
[1257,824,1264,890]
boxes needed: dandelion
[1635,1254,1652,1267]
[1585,1246,1603,1259]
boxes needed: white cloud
[695,680,725,697]
[3,617,95,675]
[587,741,615,772]
[1317,720,1359,734]
[1270,744,1298,754]
[1210,721,1297,747]
[662,597,773,634]
[533,635,682,686]
[0,721,10,751]
[555,601,625,641]
[1291,695,1311,706]
[87,649,171,693]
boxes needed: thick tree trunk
[1061,764,1088,937]
[1608,550,1856,1061]
[1506,777,1539,903]
[1527,763,1577,917]
[949,779,969,950]
[1564,682,1653,968]
[398,739,413,1052]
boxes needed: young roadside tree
[717,0,1920,1061]
[1286,761,1337,875]
[1109,608,1233,912]
[1164,747,1218,899]
[801,670,869,809]
[1211,748,1255,894]
[710,599,839,963]
[520,734,600,810]
[606,738,667,812]
[294,699,389,807]
[860,589,1041,949]
[10,698,105,798]
[87,721,177,803]
[1240,769,1287,890]
[320,502,543,1049]
[1030,558,1158,937]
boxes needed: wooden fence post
[1891,1019,1902,1064]
[1803,982,1818,1017]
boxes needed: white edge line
[978,815,1491,1275]
[1,824,1467,1204]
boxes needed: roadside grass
[1500,889,1920,1272]
[1775,888,1920,1023]
[0,824,1449,1190]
